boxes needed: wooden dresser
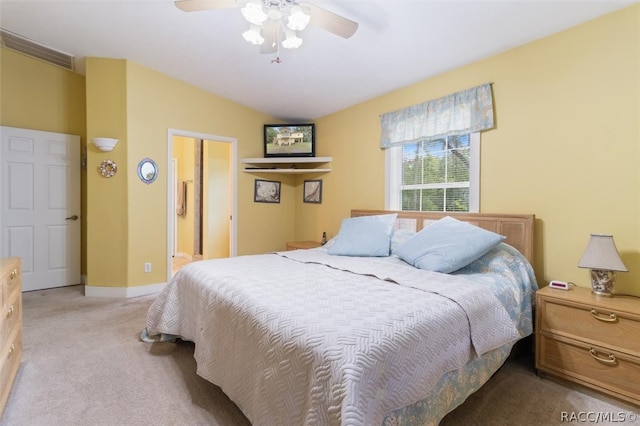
[535,285,640,405]
[0,257,22,418]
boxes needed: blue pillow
[394,216,506,273]
[328,214,397,257]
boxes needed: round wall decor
[98,159,117,178]
[137,157,158,184]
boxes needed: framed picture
[254,179,281,203]
[303,179,322,204]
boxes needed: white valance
[380,83,494,149]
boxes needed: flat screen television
[264,123,315,158]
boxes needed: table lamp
[578,234,627,296]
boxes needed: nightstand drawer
[538,334,640,404]
[539,297,640,355]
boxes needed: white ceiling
[0,1,635,121]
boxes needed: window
[386,133,479,212]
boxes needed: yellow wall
[3,5,639,294]
[85,58,129,286]
[0,48,88,273]
[0,49,292,289]
[0,49,86,134]
[298,5,640,295]
[87,59,292,287]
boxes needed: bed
[143,210,538,426]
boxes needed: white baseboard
[84,282,167,298]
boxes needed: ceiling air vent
[0,29,75,71]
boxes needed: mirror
[137,158,158,184]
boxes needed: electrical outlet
[144,262,152,273]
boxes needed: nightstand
[285,241,322,251]
[535,285,640,405]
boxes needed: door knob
[65,215,79,220]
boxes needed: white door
[1,126,81,291]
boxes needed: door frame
[166,129,237,281]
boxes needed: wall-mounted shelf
[241,157,332,174]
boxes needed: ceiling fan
[174,0,359,54]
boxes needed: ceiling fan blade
[174,0,243,13]
[260,20,278,54]
[300,2,358,39]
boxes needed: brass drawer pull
[7,344,15,358]
[5,305,14,319]
[589,348,616,364]
[590,309,617,322]
[9,270,17,280]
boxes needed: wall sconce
[578,233,627,296]
[91,137,118,152]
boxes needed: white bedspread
[146,250,520,426]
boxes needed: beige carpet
[2,285,637,426]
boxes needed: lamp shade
[282,29,302,49]
[241,0,268,25]
[243,25,264,45]
[578,234,627,272]
[91,137,118,152]
[287,5,310,31]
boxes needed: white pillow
[328,214,397,257]
[394,216,505,273]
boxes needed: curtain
[380,83,494,149]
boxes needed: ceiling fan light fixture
[282,29,302,49]
[174,0,359,57]
[242,24,264,45]
[287,5,310,31]
[241,0,268,25]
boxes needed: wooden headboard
[351,210,535,264]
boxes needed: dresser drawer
[0,262,20,310]
[538,334,640,404]
[0,296,21,350]
[0,330,22,418]
[3,267,20,310]
[0,331,22,385]
[539,297,640,355]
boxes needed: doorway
[167,129,237,279]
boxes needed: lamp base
[590,269,615,297]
